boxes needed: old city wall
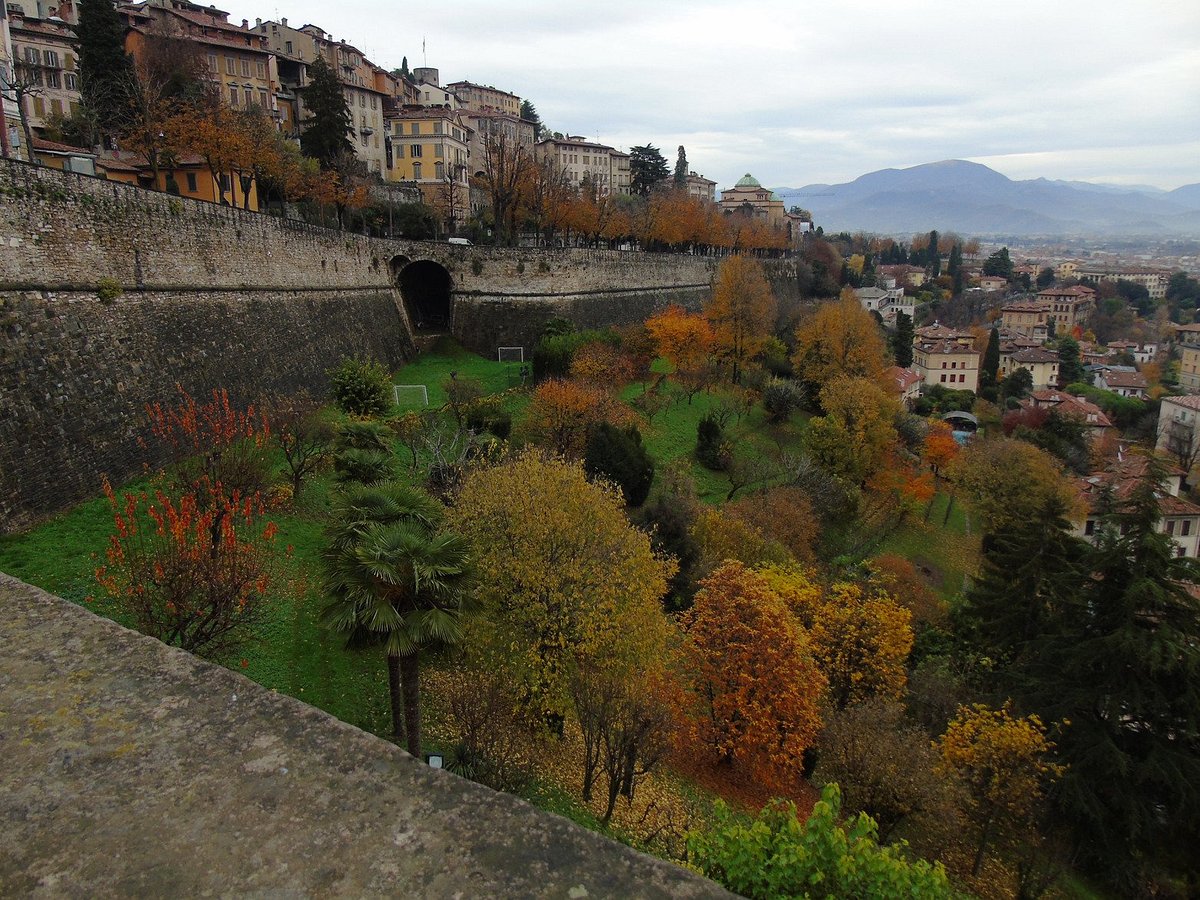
[0,159,737,529]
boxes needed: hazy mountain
[774,160,1200,237]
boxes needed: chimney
[280,16,287,26]
[241,18,247,28]
[255,17,261,26]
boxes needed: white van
[447,237,473,246]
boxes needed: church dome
[734,173,762,188]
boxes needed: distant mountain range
[773,160,1200,238]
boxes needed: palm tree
[323,483,473,756]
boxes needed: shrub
[328,356,392,417]
[336,420,392,452]
[584,423,655,507]
[696,414,730,471]
[762,377,805,423]
[442,374,485,428]
[690,784,953,899]
[333,447,396,485]
[465,397,512,439]
[96,277,123,302]
[470,257,483,276]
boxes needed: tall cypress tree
[928,229,941,278]
[76,0,134,138]
[300,56,353,169]
[674,145,688,190]
[980,327,1001,390]
[893,312,914,368]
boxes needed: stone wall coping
[0,573,730,897]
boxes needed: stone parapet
[0,573,730,897]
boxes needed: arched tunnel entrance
[394,258,452,332]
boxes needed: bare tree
[0,71,42,163]
[478,126,532,245]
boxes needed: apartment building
[8,8,80,137]
[384,106,472,226]
[119,1,278,119]
[913,338,980,393]
[1075,456,1200,558]
[256,18,395,174]
[1076,268,1170,300]
[1175,323,1200,393]
[999,346,1060,391]
[445,80,520,116]
[1036,285,1096,330]
[684,170,717,202]
[536,136,628,196]
[463,108,534,179]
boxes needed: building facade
[683,170,716,202]
[913,339,980,393]
[384,106,472,227]
[1076,268,1169,300]
[8,8,80,141]
[1176,324,1200,393]
[999,347,1060,391]
[445,80,520,116]
[536,136,626,195]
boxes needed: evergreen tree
[629,144,670,197]
[584,424,655,507]
[519,99,543,139]
[928,230,941,278]
[959,494,1088,663]
[981,327,1001,390]
[948,243,964,295]
[76,0,135,138]
[982,247,1014,279]
[1037,266,1056,289]
[893,312,914,368]
[674,145,688,190]
[300,56,353,169]
[1023,464,1200,876]
[1056,336,1085,386]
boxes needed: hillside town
[2,2,1200,899]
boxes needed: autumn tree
[761,566,914,710]
[450,453,675,725]
[645,304,716,402]
[479,128,534,244]
[524,378,633,458]
[952,437,1076,539]
[726,486,819,565]
[793,292,889,395]
[690,507,791,581]
[96,481,284,657]
[706,256,777,383]
[937,702,1063,877]
[806,375,898,485]
[682,561,825,790]
[922,420,960,482]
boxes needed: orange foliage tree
[570,339,636,387]
[792,292,889,392]
[923,420,961,481]
[726,486,820,565]
[682,561,825,790]
[706,255,777,383]
[524,378,633,458]
[645,304,716,401]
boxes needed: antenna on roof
[422,36,427,68]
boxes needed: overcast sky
[233,0,1200,191]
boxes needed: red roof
[33,138,94,156]
[1101,370,1148,389]
[1163,395,1200,411]
[884,366,922,392]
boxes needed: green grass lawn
[392,335,527,409]
[874,492,980,602]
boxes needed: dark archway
[397,259,452,332]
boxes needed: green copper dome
[735,173,762,188]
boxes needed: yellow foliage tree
[758,565,914,709]
[645,304,716,401]
[952,437,1077,537]
[706,255,777,383]
[806,375,899,485]
[690,506,791,581]
[937,702,1064,877]
[682,561,825,791]
[792,292,888,391]
[449,453,675,724]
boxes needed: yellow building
[1037,286,1095,331]
[1000,300,1049,337]
[913,338,980,393]
[384,106,472,227]
[120,1,279,119]
[999,346,1060,391]
[718,174,785,228]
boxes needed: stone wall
[0,287,411,530]
[0,573,731,898]
[0,159,815,529]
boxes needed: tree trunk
[972,814,995,877]
[386,653,405,745]
[400,650,421,758]
[16,93,36,164]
